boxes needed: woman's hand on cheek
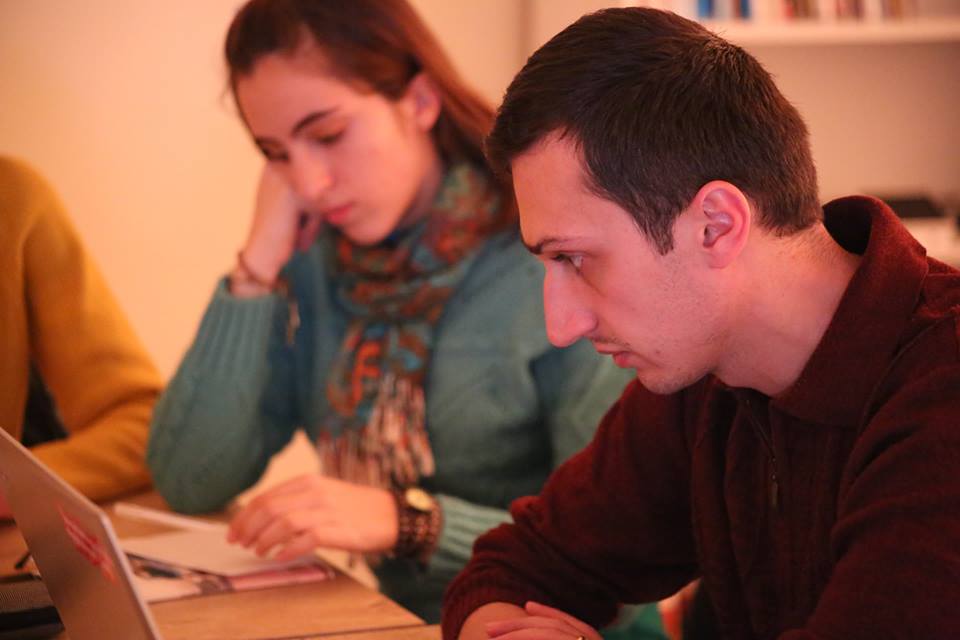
[241,164,317,284]
[225,474,398,560]
[484,601,601,640]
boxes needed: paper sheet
[120,530,315,577]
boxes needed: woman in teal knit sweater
[147,0,660,633]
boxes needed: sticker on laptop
[58,503,118,583]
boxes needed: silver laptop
[0,428,161,640]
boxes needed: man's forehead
[513,135,606,238]
[514,155,648,257]
[512,131,585,180]
[512,135,593,226]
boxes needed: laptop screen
[0,429,161,640]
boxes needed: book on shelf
[625,0,922,22]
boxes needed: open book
[114,504,334,603]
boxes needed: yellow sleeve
[6,158,162,500]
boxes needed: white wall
[748,42,960,203]
[0,1,524,378]
[411,0,525,105]
[1,1,259,378]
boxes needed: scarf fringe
[318,373,434,489]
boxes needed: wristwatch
[392,487,442,565]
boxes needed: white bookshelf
[702,16,960,46]
[527,0,960,217]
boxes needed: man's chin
[635,370,695,396]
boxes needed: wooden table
[0,493,439,640]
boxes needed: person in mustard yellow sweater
[0,156,161,518]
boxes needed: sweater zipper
[744,395,779,511]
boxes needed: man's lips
[611,352,634,368]
[593,345,625,356]
[594,346,635,368]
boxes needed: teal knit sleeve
[533,339,634,466]
[147,279,299,514]
[418,342,631,582]
[391,341,637,627]
[429,493,512,578]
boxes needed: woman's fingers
[227,475,321,542]
[250,508,319,556]
[273,529,323,562]
[228,483,324,546]
[227,475,396,554]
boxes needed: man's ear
[683,181,752,269]
[401,72,442,132]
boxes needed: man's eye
[551,254,583,270]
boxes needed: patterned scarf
[318,163,506,490]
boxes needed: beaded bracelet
[231,250,300,345]
[235,250,276,289]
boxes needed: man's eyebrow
[521,236,578,255]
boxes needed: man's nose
[543,271,596,348]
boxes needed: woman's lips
[323,203,352,225]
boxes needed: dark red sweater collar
[770,196,929,427]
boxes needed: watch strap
[392,488,442,565]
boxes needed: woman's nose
[289,153,333,205]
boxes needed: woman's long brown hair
[225,0,505,196]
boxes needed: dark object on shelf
[0,573,63,639]
[878,195,943,219]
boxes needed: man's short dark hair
[487,8,820,253]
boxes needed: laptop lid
[0,428,161,640]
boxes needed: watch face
[404,488,433,512]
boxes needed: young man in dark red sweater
[442,7,960,640]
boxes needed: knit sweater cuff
[186,278,284,373]
[429,494,512,578]
[441,580,529,640]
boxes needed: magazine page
[128,554,334,603]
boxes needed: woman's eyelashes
[308,130,344,146]
[256,141,288,162]
[256,125,346,162]
[260,148,288,163]
[305,120,348,147]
